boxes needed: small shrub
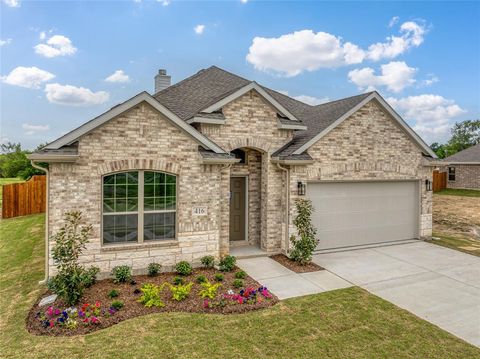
[169,282,193,301]
[112,265,132,283]
[138,283,165,308]
[289,199,319,265]
[232,279,243,288]
[214,273,224,282]
[173,276,184,285]
[81,266,100,288]
[48,211,93,305]
[107,289,119,299]
[196,274,207,283]
[147,262,162,277]
[110,300,124,310]
[219,255,236,272]
[199,281,222,299]
[175,261,193,276]
[133,288,141,295]
[200,255,215,268]
[234,270,246,279]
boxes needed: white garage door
[307,181,419,251]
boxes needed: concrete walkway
[313,241,480,347]
[236,257,352,300]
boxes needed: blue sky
[1,0,479,150]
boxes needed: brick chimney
[154,69,171,93]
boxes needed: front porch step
[229,245,276,259]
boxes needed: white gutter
[31,161,49,284]
[276,163,290,253]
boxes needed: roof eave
[28,153,79,163]
[277,121,308,131]
[201,158,241,165]
[271,157,314,165]
[186,116,226,125]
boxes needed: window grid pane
[103,171,176,244]
[144,171,176,212]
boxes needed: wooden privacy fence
[432,170,447,192]
[1,175,46,219]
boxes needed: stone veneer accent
[444,164,480,189]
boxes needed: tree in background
[0,142,47,179]
[430,119,480,158]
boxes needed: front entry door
[230,177,246,241]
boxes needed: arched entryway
[229,147,263,248]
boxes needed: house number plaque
[192,206,207,216]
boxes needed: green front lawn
[435,188,480,197]
[0,177,25,206]
[432,232,480,257]
[1,214,478,358]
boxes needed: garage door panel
[308,182,418,250]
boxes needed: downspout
[276,163,290,253]
[31,161,49,284]
[220,163,232,256]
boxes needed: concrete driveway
[313,241,480,347]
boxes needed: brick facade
[443,164,480,189]
[46,93,433,278]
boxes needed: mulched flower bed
[26,268,278,336]
[270,254,324,273]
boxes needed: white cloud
[279,90,329,106]
[194,24,205,35]
[39,31,46,40]
[422,74,439,86]
[367,21,426,61]
[157,0,170,5]
[348,61,417,93]
[34,35,77,58]
[1,66,55,89]
[246,20,427,77]
[3,0,20,7]
[22,123,50,135]
[45,83,109,106]
[105,70,130,83]
[387,94,466,143]
[293,95,330,105]
[246,30,365,77]
[0,38,12,46]
[388,16,399,28]
[240,0,248,3]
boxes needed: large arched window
[102,170,176,244]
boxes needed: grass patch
[0,178,25,206]
[432,232,480,257]
[435,188,480,197]
[1,214,479,358]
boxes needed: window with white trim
[448,167,456,181]
[102,171,176,244]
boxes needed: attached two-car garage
[307,181,419,251]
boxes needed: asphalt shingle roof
[444,143,480,163]
[155,66,372,158]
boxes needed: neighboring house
[29,66,437,278]
[442,144,480,189]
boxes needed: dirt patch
[270,254,324,273]
[27,268,278,336]
[433,194,480,239]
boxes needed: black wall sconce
[425,179,432,192]
[297,181,306,196]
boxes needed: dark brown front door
[230,177,246,241]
